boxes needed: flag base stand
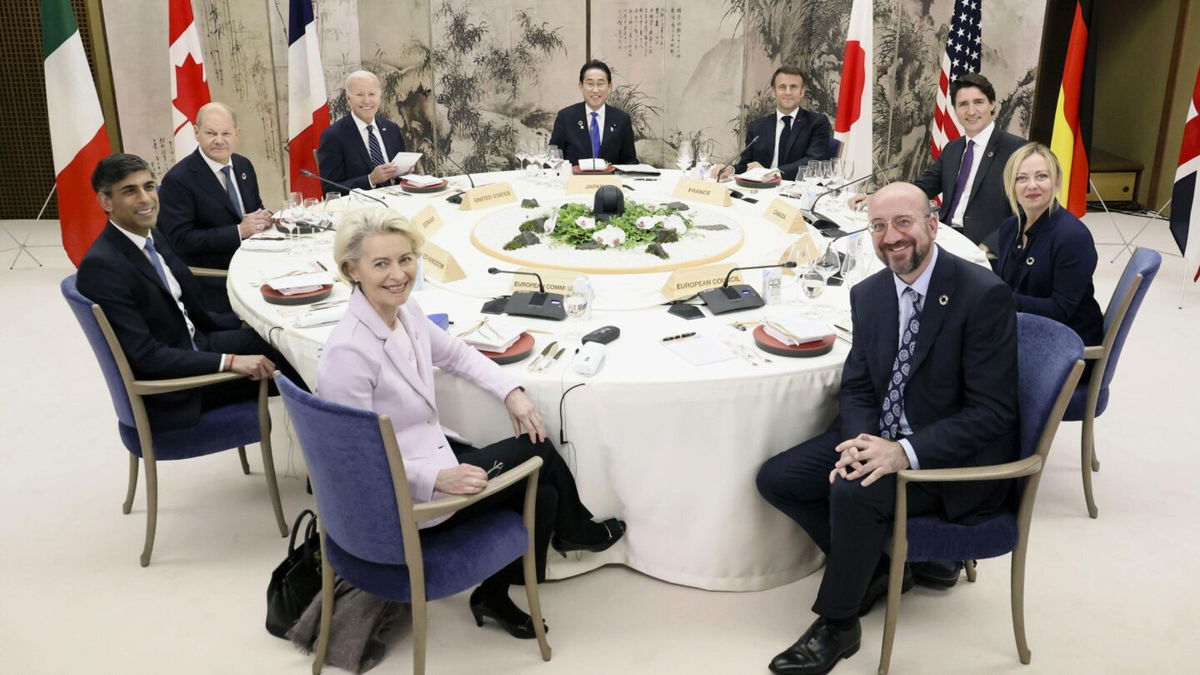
[1,185,60,270]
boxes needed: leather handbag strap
[287,509,317,557]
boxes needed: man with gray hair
[317,70,410,193]
[158,102,271,314]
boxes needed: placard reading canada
[459,183,517,210]
[566,175,624,194]
[420,240,466,283]
[764,198,809,234]
[661,263,744,301]
[509,267,577,296]
[672,178,732,207]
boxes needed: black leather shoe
[468,587,547,640]
[768,617,861,675]
[551,518,626,556]
[911,560,962,588]
[858,564,914,616]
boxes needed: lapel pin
[577,120,584,130]
[987,151,994,157]
[1026,256,1035,266]
[241,172,247,180]
[939,294,949,306]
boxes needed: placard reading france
[566,175,623,194]
[409,205,445,237]
[419,240,466,283]
[672,178,732,207]
[459,183,517,210]
[509,267,576,295]
[661,263,744,301]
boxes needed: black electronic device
[593,185,625,221]
[299,170,388,206]
[668,304,704,320]
[487,267,566,320]
[425,139,476,204]
[698,262,797,315]
[804,163,899,232]
[480,297,508,314]
[581,325,620,345]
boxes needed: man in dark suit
[713,66,832,181]
[317,70,409,193]
[77,153,302,432]
[755,182,1018,674]
[548,60,638,166]
[158,102,272,314]
[852,73,1025,251]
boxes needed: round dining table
[228,169,988,591]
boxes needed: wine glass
[838,232,865,288]
[675,143,693,174]
[532,140,550,182]
[840,158,855,183]
[278,198,298,251]
[564,293,588,341]
[546,146,564,185]
[799,264,825,318]
[695,139,712,181]
[515,140,529,173]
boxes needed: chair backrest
[1098,247,1161,391]
[275,373,415,565]
[1016,313,1085,462]
[60,275,137,427]
[827,137,843,159]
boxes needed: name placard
[420,240,466,283]
[409,205,445,237]
[779,232,820,274]
[672,178,732,207]
[764,198,809,234]
[661,263,744,301]
[459,182,517,210]
[566,175,624,194]
[509,267,577,296]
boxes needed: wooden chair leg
[123,454,138,514]
[411,593,427,675]
[965,559,978,583]
[524,542,552,662]
[877,551,906,675]
[139,456,159,567]
[1011,545,1032,664]
[1081,416,1099,519]
[237,446,251,474]
[313,534,334,675]
[258,383,288,536]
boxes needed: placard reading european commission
[228,168,988,591]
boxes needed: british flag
[929,0,983,161]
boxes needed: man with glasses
[755,182,1018,675]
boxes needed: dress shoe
[468,587,547,640]
[551,518,626,556]
[768,617,861,675]
[911,560,962,588]
[858,563,914,616]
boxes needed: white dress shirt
[772,107,800,170]
[350,115,389,185]
[889,244,940,470]
[949,121,994,228]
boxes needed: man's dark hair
[92,153,153,195]
[950,73,996,105]
[578,60,612,83]
[770,65,807,88]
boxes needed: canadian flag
[169,0,211,162]
[834,0,873,176]
[288,0,330,198]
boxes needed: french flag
[834,0,873,175]
[288,0,330,199]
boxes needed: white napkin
[294,305,346,328]
[266,271,334,294]
[762,316,832,346]
[736,167,782,182]
[402,174,442,187]
[578,158,608,171]
[459,316,523,352]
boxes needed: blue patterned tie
[880,288,923,440]
[589,112,601,158]
[221,166,243,218]
[144,237,197,350]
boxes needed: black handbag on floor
[266,509,322,639]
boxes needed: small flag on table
[41,0,112,267]
[1169,65,1200,282]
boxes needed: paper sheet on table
[614,163,661,175]
[736,167,782,182]
[390,151,423,173]
[661,334,736,366]
[401,174,442,187]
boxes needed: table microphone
[299,170,387,206]
[699,261,797,315]
[717,135,760,179]
[486,267,565,320]
[425,140,476,204]
[806,163,899,232]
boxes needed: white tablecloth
[228,170,987,591]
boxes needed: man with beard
[755,182,1018,675]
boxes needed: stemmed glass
[532,140,549,183]
[798,263,826,318]
[695,139,712,181]
[545,146,564,185]
[675,143,693,174]
[515,140,530,173]
[564,293,588,341]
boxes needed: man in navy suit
[77,154,301,432]
[548,60,638,166]
[755,182,1018,674]
[317,70,409,193]
[158,102,271,313]
[712,66,832,181]
[851,73,1025,251]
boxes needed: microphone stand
[426,140,476,204]
[299,170,388,206]
[486,267,566,320]
[805,163,899,233]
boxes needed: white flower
[662,214,687,234]
[575,216,596,230]
[543,214,557,233]
[635,216,663,230]
[592,225,626,247]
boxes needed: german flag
[1050,0,1096,217]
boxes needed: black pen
[662,332,696,342]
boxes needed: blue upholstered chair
[273,373,551,675]
[61,275,287,566]
[1068,247,1161,518]
[876,314,1086,674]
[827,137,843,159]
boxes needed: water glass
[695,139,712,180]
[799,266,825,318]
[564,293,588,340]
[675,143,693,173]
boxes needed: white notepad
[661,334,736,366]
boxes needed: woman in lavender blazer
[317,208,624,640]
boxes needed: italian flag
[42,0,112,267]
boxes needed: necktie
[144,237,197,350]
[880,288,923,440]
[942,140,975,225]
[221,166,243,218]
[775,115,793,167]
[589,112,601,158]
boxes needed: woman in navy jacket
[993,142,1103,346]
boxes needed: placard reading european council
[661,263,744,301]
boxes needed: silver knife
[527,340,558,371]
[536,347,567,372]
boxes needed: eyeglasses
[868,215,921,235]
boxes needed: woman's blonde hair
[1002,141,1062,223]
[332,208,426,285]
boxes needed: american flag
[929,0,983,161]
